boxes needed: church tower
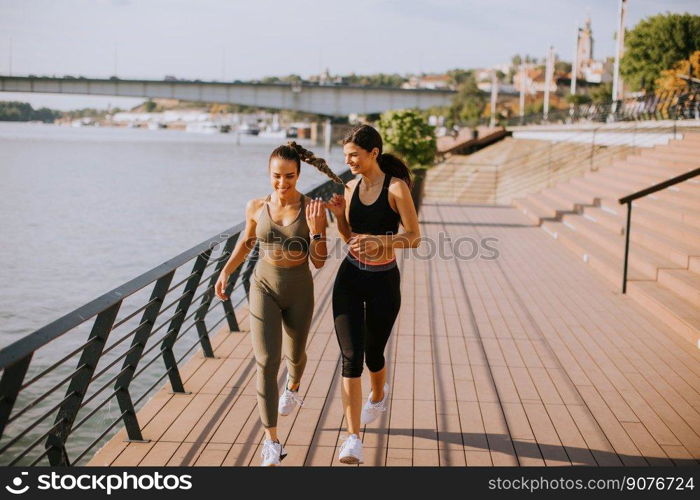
[576,17,594,77]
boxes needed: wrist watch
[310,233,323,241]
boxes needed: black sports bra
[348,174,401,235]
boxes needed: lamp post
[489,69,499,128]
[544,46,555,121]
[612,0,628,106]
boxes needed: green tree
[566,94,592,105]
[377,109,437,208]
[377,109,436,168]
[449,75,486,127]
[554,61,572,74]
[590,82,612,104]
[0,101,60,122]
[446,68,474,87]
[143,100,157,112]
[620,13,700,91]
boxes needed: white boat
[185,121,219,134]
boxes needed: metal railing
[500,87,700,127]
[618,167,700,294]
[0,170,352,466]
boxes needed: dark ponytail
[377,153,412,189]
[342,124,412,189]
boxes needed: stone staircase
[425,137,636,205]
[512,133,700,348]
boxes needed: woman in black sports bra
[326,124,421,464]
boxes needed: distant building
[402,74,452,90]
[573,17,612,84]
[513,65,557,94]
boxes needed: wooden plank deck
[88,203,700,467]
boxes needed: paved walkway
[88,203,700,466]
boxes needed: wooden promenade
[88,202,700,466]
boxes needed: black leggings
[332,258,401,378]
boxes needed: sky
[1,0,699,110]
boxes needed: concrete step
[558,214,682,277]
[610,158,689,177]
[597,164,695,187]
[691,257,700,273]
[540,186,594,211]
[626,155,699,170]
[649,189,700,211]
[642,149,700,165]
[657,269,700,308]
[512,197,551,225]
[582,172,653,198]
[525,194,560,218]
[594,200,700,247]
[555,180,605,203]
[627,223,700,267]
[580,207,625,234]
[589,167,666,187]
[569,177,627,199]
[650,140,700,152]
[627,281,700,348]
[624,197,700,229]
[541,220,655,283]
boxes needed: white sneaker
[361,383,389,425]
[338,433,364,464]
[278,384,304,416]
[261,439,287,466]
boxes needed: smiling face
[269,156,300,197]
[343,142,379,175]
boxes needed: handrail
[618,167,700,204]
[618,167,700,294]
[0,169,352,466]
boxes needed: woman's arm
[327,188,352,243]
[215,199,261,300]
[307,197,328,269]
[385,179,421,249]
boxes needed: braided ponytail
[287,141,345,185]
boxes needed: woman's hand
[348,234,382,259]
[215,272,230,300]
[306,197,327,235]
[325,193,345,218]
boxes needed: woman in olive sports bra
[215,144,343,466]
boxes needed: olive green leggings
[249,259,314,428]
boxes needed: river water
[0,122,346,464]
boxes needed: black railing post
[195,234,241,356]
[622,202,632,294]
[161,250,211,394]
[45,301,121,465]
[114,271,175,442]
[0,354,33,440]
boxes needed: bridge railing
[0,170,351,466]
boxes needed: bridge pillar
[310,122,319,146]
[324,119,332,153]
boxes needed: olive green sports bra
[255,194,310,254]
